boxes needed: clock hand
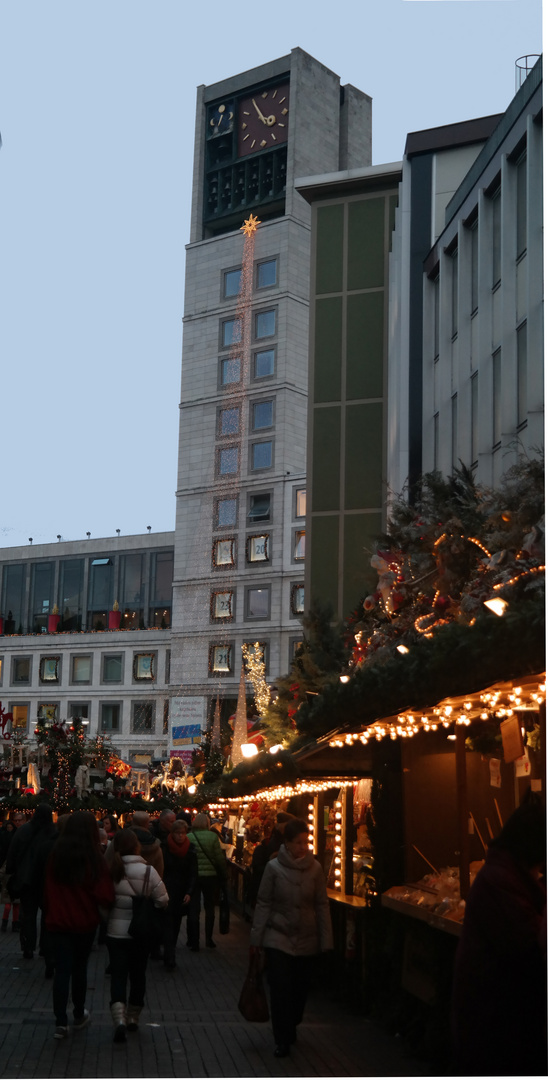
[252,98,267,123]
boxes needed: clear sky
[0,0,542,549]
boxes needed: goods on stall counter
[383,862,485,923]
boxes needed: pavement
[0,911,432,1080]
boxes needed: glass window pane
[103,655,122,682]
[252,401,273,430]
[212,645,231,672]
[252,442,272,470]
[40,657,59,682]
[101,704,120,731]
[294,530,305,560]
[212,591,233,619]
[134,654,155,680]
[89,560,113,610]
[247,588,269,618]
[214,539,235,566]
[492,349,501,446]
[11,705,28,730]
[2,565,26,634]
[219,407,240,436]
[248,535,269,562]
[219,447,239,475]
[254,349,275,379]
[13,658,30,683]
[38,703,58,722]
[255,310,276,339]
[295,489,306,517]
[222,318,242,347]
[248,494,270,522]
[217,498,237,528]
[257,260,276,288]
[221,357,241,385]
[132,702,154,733]
[224,269,241,297]
[59,559,84,631]
[152,552,173,604]
[517,323,527,425]
[291,585,305,614]
[31,562,54,630]
[516,154,527,258]
[471,373,478,465]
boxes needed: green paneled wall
[347,198,385,290]
[316,204,344,295]
[344,403,383,509]
[343,512,382,616]
[314,297,342,403]
[312,406,341,512]
[346,292,384,399]
[309,516,339,611]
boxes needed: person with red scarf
[161,820,198,970]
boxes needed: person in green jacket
[187,814,227,950]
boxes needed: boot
[126,1004,142,1032]
[1,920,7,932]
[110,1001,126,1043]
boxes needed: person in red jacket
[44,812,114,1040]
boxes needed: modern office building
[0,533,174,763]
[170,49,372,732]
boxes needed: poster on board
[170,696,206,763]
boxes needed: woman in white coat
[249,818,333,1058]
[106,829,168,1041]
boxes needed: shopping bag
[219,884,230,935]
[238,951,269,1022]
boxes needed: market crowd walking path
[0,910,430,1079]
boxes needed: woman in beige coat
[249,818,333,1058]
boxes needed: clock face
[238,83,290,157]
[207,100,234,138]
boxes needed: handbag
[127,865,157,940]
[238,950,269,1022]
[219,883,230,935]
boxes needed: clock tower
[171,49,372,747]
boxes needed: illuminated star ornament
[241,214,261,236]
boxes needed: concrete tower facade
[171,50,372,741]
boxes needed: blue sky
[0,0,542,548]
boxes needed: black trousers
[19,885,39,953]
[106,936,149,1007]
[265,948,315,1047]
[51,930,95,1026]
[187,877,217,947]
[163,898,188,965]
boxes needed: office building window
[290,584,305,616]
[517,322,527,427]
[245,586,270,619]
[256,259,277,289]
[163,700,169,735]
[215,497,237,529]
[254,348,275,380]
[211,590,234,621]
[248,492,271,523]
[470,221,478,315]
[433,275,440,360]
[59,559,84,631]
[39,656,60,683]
[38,703,59,723]
[88,557,113,630]
[102,654,123,683]
[451,394,458,471]
[213,538,236,568]
[492,187,501,286]
[255,309,276,339]
[295,489,306,518]
[224,268,242,298]
[516,152,527,259]
[133,653,155,681]
[243,641,269,674]
[434,412,440,471]
[132,701,155,734]
[217,446,239,476]
[471,372,478,467]
[450,248,459,338]
[209,644,233,675]
[247,534,270,564]
[218,406,240,437]
[165,650,171,684]
[251,441,273,471]
[120,552,144,630]
[149,550,173,629]
[0,657,3,686]
[289,638,303,663]
[294,530,306,561]
[68,703,89,721]
[220,356,241,386]
[2,564,26,635]
[31,562,55,633]
[252,401,273,430]
[10,704,29,731]
[221,317,242,348]
[492,349,501,447]
[12,657,31,685]
[101,703,120,732]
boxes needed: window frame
[37,702,60,724]
[220,316,242,350]
[293,528,306,562]
[255,257,278,291]
[214,495,238,531]
[210,589,235,622]
[133,652,156,683]
[251,398,275,433]
[290,583,305,617]
[250,438,274,473]
[246,533,271,565]
[100,701,122,733]
[70,653,93,686]
[223,266,242,300]
[254,307,277,342]
[212,536,236,570]
[39,655,61,684]
[247,490,272,525]
[294,487,306,519]
[11,656,32,686]
[68,702,90,723]
[217,404,241,439]
[9,701,30,734]
[218,354,242,389]
[131,700,156,735]
[208,643,234,677]
[252,346,276,382]
[216,444,240,479]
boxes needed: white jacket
[250,845,333,956]
[106,854,168,940]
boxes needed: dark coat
[161,839,198,904]
[452,845,546,1076]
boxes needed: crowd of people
[0,803,334,1059]
[0,805,228,1042]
